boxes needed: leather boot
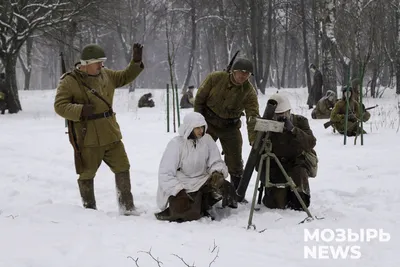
[230,175,241,190]
[221,181,238,209]
[115,170,136,215]
[231,175,248,203]
[77,179,97,209]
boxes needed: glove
[80,104,94,118]
[132,43,143,63]
[362,104,366,112]
[210,171,225,190]
[348,114,357,122]
[278,116,294,132]
[169,189,193,213]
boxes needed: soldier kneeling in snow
[311,90,336,119]
[257,94,317,211]
[138,92,155,108]
[155,112,237,222]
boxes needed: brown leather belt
[86,108,114,120]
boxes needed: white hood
[178,112,208,139]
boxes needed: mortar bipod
[247,139,314,230]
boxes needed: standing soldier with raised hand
[194,58,260,194]
[54,43,144,215]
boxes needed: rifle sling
[79,80,112,109]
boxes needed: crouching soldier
[311,90,336,119]
[258,93,317,211]
[330,86,370,136]
[180,85,195,109]
[0,73,7,114]
[138,92,155,108]
[155,112,237,222]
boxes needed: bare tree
[0,0,96,113]
[321,0,337,95]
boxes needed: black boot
[230,175,241,190]
[115,170,136,215]
[221,181,238,209]
[230,175,248,203]
[77,179,97,209]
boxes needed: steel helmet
[268,93,291,113]
[232,58,254,74]
[80,44,107,65]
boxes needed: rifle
[225,50,240,73]
[60,52,68,128]
[60,52,84,174]
[236,99,278,202]
[323,104,378,129]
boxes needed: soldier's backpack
[303,148,318,178]
[291,114,318,178]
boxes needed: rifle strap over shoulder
[80,80,112,109]
[68,72,112,109]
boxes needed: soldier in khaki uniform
[54,43,144,215]
[330,86,370,136]
[180,85,195,109]
[311,90,336,119]
[194,58,260,192]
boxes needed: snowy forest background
[1,0,400,114]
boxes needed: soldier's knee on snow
[262,188,288,209]
[287,191,310,211]
[311,109,317,119]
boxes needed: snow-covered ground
[1,87,399,267]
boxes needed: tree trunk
[4,54,22,113]
[249,0,262,88]
[18,36,33,91]
[217,0,229,70]
[300,0,311,94]
[370,62,378,98]
[259,0,273,93]
[321,0,337,95]
[273,7,280,89]
[181,0,197,93]
[280,4,289,88]
[312,0,320,66]
[396,3,400,94]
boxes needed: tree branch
[171,254,195,267]
[127,256,140,267]
[138,248,163,267]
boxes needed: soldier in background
[311,90,336,119]
[138,92,155,108]
[330,86,370,136]
[180,85,195,109]
[307,64,323,109]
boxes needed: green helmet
[232,58,253,74]
[80,44,106,65]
